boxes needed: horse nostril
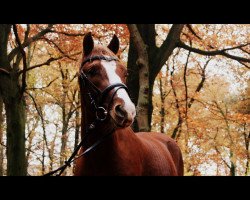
[114,105,126,118]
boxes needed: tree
[0,24,27,175]
[19,24,128,175]
[1,24,249,176]
[127,24,184,131]
[127,24,250,132]
[0,24,62,175]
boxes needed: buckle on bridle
[96,107,108,121]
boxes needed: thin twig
[27,77,59,90]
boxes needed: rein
[43,55,128,176]
[43,125,114,176]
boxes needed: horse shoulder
[148,132,184,176]
[135,132,179,175]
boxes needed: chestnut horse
[74,32,184,176]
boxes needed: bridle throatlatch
[43,55,129,176]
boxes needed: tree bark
[0,24,27,176]
[170,66,183,139]
[127,24,184,131]
[243,123,249,176]
[74,92,80,151]
[127,31,139,131]
[5,92,27,176]
[159,78,165,133]
[60,84,69,167]
[60,118,68,167]
[0,95,4,176]
[127,24,150,132]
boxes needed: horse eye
[125,72,129,77]
[87,68,98,76]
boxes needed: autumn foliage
[0,24,249,176]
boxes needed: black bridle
[43,55,129,176]
[80,55,129,123]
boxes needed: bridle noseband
[80,55,129,122]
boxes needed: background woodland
[0,24,249,176]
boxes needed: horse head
[79,32,136,128]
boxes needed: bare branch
[13,24,27,96]
[184,50,191,119]
[67,105,81,123]
[170,52,183,139]
[70,73,78,83]
[188,58,211,108]
[222,43,250,51]
[25,91,54,165]
[153,24,185,77]
[49,30,85,37]
[237,61,250,69]
[178,41,250,63]
[25,91,43,120]
[186,24,202,40]
[18,51,80,75]
[240,46,250,54]
[8,24,54,61]
[18,57,60,75]
[215,146,231,169]
[42,38,78,61]
[27,77,59,90]
[24,24,30,42]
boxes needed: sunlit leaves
[152,24,250,175]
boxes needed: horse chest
[78,144,143,176]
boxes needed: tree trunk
[159,78,165,133]
[127,24,184,132]
[229,151,236,176]
[60,107,68,166]
[243,123,249,176]
[128,25,150,132]
[5,93,27,176]
[127,33,139,131]
[41,139,45,175]
[169,64,183,139]
[74,94,80,151]
[59,67,69,168]
[127,24,157,132]
[0,24,27,176]
[0,95,4,176]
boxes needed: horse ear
[83,32,94,56]
[108,34,119,54]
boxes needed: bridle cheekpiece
[79,55,129,123]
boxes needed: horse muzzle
[111,102,136,128]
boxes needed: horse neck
[79,85,141,165]
[82,125,141,174]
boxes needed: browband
[81,55,118,67]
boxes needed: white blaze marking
[101,60,136,118]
